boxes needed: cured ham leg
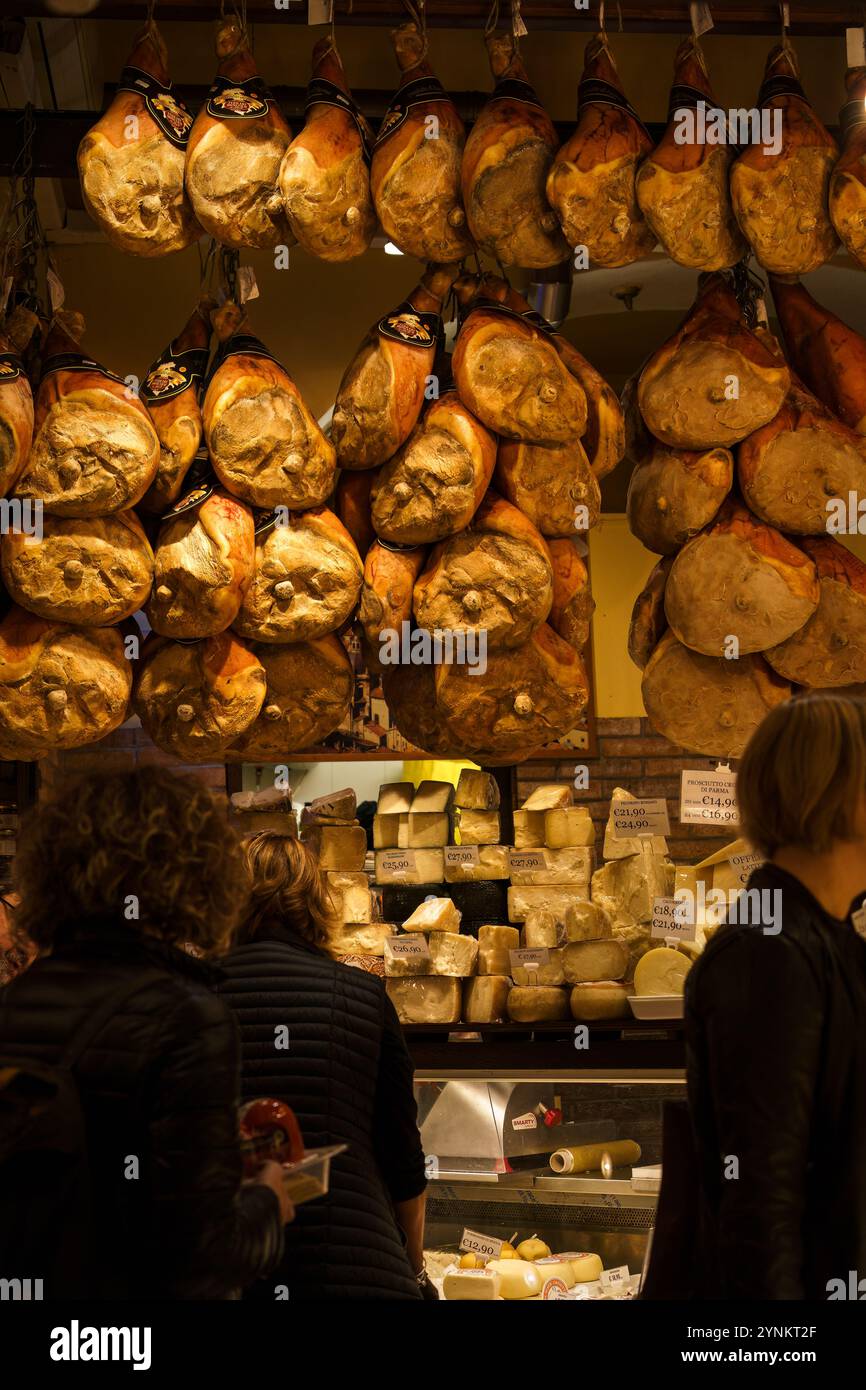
[138,301,212,514]
[830,67,866,268]
[0,329,34,498]
[770,275,866,435]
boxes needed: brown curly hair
[14,767,247,955]
[236,832,337,951]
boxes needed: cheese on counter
[484,1259,543,1299]
[544,806,595,848]
[564,1252,604,1283]
[603,787,668,860]
[386,975,462,1024]
[463,975,510,1022]
[564,900,612,942]
[477,943,511,975]
[302,823,367,872]
[508,886,590,926]
[324,871,376,924]
[407,811,451,848]
[455,808,501,844]
[509,846,593,888]
[522,784,573,812]
[428,930,478,977]
[443,1268,502,1300]
[477,924,520,950]
[522,911,558,949]
[506,985,569,1022]
[674,865,698,896]
[402,897,461,933]
[377,781,415,814]
[513,809,546,849]
[512,948,564,987]
[411,779,454,812]
[591,843,674,926]
[535,1257,577,1289]
[374,849,444,885]
[569,981,630,1021]
[455,768,500,810]
[563,939,628,984]
[444,844,510,882]
[329,921,394,957]
[309,787,356,820]
[633,946,692,996]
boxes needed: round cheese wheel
[564,1251,604,1283]
[485,1259,543,1300]
[633,946,692,996]
[506,986,569,1023]
[563,938,628,984]
[569,981,630,1021]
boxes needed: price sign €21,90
[611,799,671,839]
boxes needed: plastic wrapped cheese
[463,975,510,1023]
[386,976,462,1024]
[564,901,612,942]
[428,930,478,977]
[512,948,564,987]
[513,809,545,848]
[509,847,593,888]
[478,924,520,950]
[325,871,375,924]
[522,911,559,949]
[508,886,589,926]
[507,986,569,1022]
[563,939,628,984]
[522,784,573,811]
[402,897,461,932]
[569,981,630,1021]
[443,1268,502,1300]
[444,845,510,882]
[544,806,595,848]
[456,808,501,844]
[455,768,500,810]
[485,1259,543,1299]
[633,946,691,996]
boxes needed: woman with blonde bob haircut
[217,830,432,1301]
[682,694,866,1301]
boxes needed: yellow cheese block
[633,946,692,996]
[455,768,500,810]
[485,1259,543,1299]
[522,912,559,949]
[506,986,569,1022]
[477,943,512,975]
[564,900,612,942]
[407,811,451,847]
[428,930,478,977]
[463,975,510,1023]
[513,809,545,849]
[443,1268,502,1300]
[569,981,630,1021]
[402,897,461,933]
[544,806,595,848]
[324,871,375,924]
[563,939,628,984]
[444,845,510,882]
[377,781,414,813]
[386,976,461,1024]
[512,948,564,987]
[456,808,501,843]
[477,924,520,950]
[522,784,573,811]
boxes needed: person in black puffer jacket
[685,694,866,1300]
[0,768,289,1300]
[216,831,429,1300]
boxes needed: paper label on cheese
[728,850,763,885]
[385,936,431,962]
[444,844,480,868]
[509,850,548,872]
[511,1111,538,1131]
[611,799,670,838]
[680,770,739,827]
[651,897,696,942]
[542,1278,571,1299]
[599,1265,630,1289]
[510,948,550,973]
[378,849,418,879]
[459,1229,502,1260]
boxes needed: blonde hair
[737,694,866,858]
[238,832,337,950]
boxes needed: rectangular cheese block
[411,780,454,813]
[373,813,402,850]
[508,886,592,927]
[522,783,573,812]
[509,847,593,889]
[407,811,451,848]
[512,948,564,987]
[325,871,375,924]
[330,921,394,957]
[544,806,595,849]
[591,844,674,927]
[377,782,415,814]
[456,808,501,844]
[603,787,668,860]
[478,943,512,976]
[386,976,462,1024]
[443,1268,502,1301]
[374,849,444,885]
[512,809,546,849]
[310,787,356,820]
[477,924,520,950]
[463,976,510,1023]
[303,823,367,871]
[402,897,461,933]
[522,914,559,949]
[562,938,629,984]
[444,844,510,883]
[455,769,500,810]
[564,901,611,942]
[428,930,478,977]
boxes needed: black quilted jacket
[0,919,284,1300]
[685,864,866,1299]
[216,925,426,1300]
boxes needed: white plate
[628,994,684,1020]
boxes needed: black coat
[685,864,866,1299]
[0,919,283,1300]
[216,925,426,1300]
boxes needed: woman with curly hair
[216,831,430,1301]
[0,767,291,1300]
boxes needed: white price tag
[385,935,430,961]
[237,266,259,304]
[511,1111,538,1132]
[680,770,739,826]
[509,948,550,974]
[651,896,696,942]
[599,1264,630,1289]
[378,849,418,879]
[508,849,548,872]
[459,1228,503,1260]
[611,799,670,838]
[47,268,65,312]
[847,27,866,68]
[444,844,480,868]
[729,850,763,886]
[542,1278,574,1299]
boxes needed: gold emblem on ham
[151,92,192,140]
[211,87,266,117]
[385,313,433,345]
[144,362,188,397]
[233,508,362,645]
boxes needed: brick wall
[37,719,228,799]
[516,716,736,865]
